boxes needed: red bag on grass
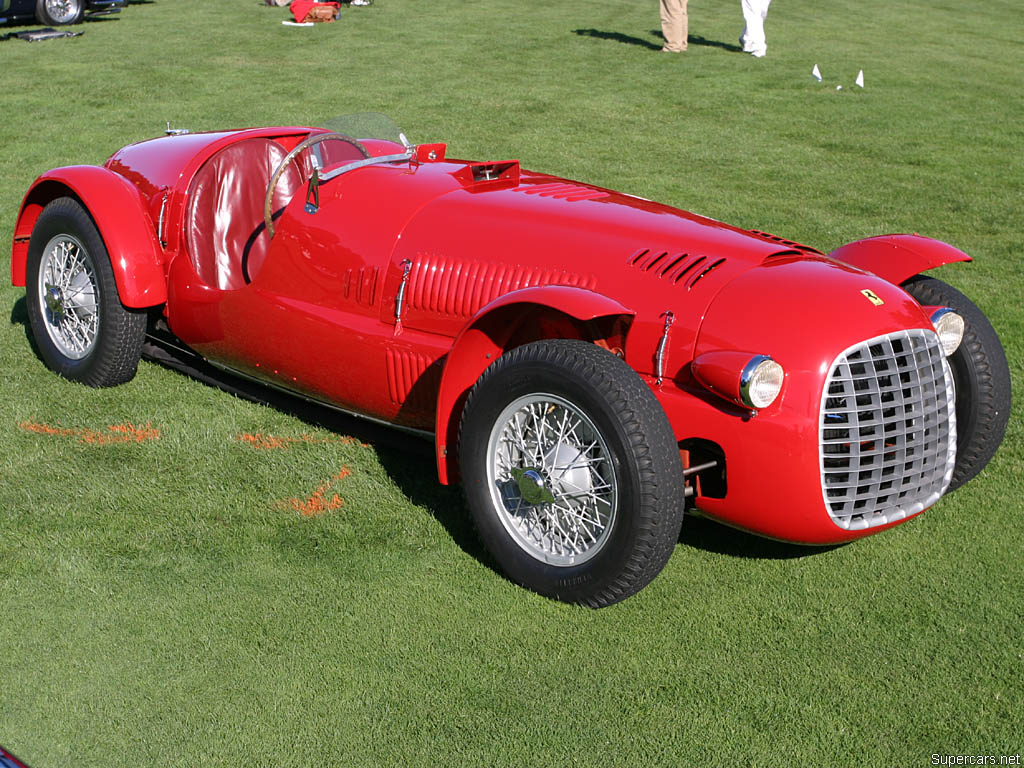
[291,1,340,22]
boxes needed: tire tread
[902,275,1011,489]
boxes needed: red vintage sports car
[11,115,1011,606]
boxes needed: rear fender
[434,286,634,484]
[829,234,971,285]
[11,166,167,307]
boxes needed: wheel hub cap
[511,467,555,506]
[46,0,76,22]
[44,283,66,318]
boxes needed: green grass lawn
[1,0,1021,765]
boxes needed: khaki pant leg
[660,0,688,51]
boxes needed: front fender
[434,285,634,484]
[829,234,971,285]
[11,166,167,308]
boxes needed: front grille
[819,329,956,531]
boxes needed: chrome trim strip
[156,192,168,247]
[394,258,413,324]
[654,311,674,385]
[319,151,414,183]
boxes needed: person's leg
[660,0,687,52]
[740,0,767,56]
[680,0,688,51]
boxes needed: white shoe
[739,35,755,53]
[750,48,766,58]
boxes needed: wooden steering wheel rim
[263,131,370,239]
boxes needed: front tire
[902,275,1011,489]
[36,0,84,25]
[459,340,686,607]
[26,197,146,387]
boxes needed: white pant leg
[740,0,772,55]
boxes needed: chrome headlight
[740,355,785,409]
[931,308,964,356]
[693,351,786,411]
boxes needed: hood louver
[627,248,726,289]
[516,182,610,202]
[748,230,822,255]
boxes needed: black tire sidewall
[460,341,684,605]
[26,198,140,386]
[901,275,1011,489]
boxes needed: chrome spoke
[486,393,618,566]
[37,235,100,360]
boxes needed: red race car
[11,115,1011,606]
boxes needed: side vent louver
[749,230,822,255]
[343,267,378,305]
[386,348,443,411]
[626,249,726,289]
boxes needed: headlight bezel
[930,307,965,356]
[739,355,786,409]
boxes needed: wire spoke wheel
[487,393,618,566]
[26,197,146,387]
[38,0,83,24]
[460,340,686,607]
[37,234,100,361]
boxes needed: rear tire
[26,197,146,387]
[459,340,686,607]
[902,275,1011,489]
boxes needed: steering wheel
[263,132,370,239]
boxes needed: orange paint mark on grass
[236,432,369,450]
[18,421,160,445]
[280,466,353,517]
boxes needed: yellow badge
[861,289,884,306]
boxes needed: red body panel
[12,166,167,307]
[10,125,973,545]
[830,234,971,283]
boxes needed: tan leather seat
[186,138,306,290]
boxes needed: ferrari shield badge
[860,288,884,306]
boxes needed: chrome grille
[819,329,956,531]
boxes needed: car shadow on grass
[139,333,486,561]
[678,514,842,559]
[9,297,40,359]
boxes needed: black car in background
[0,0,124,25]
